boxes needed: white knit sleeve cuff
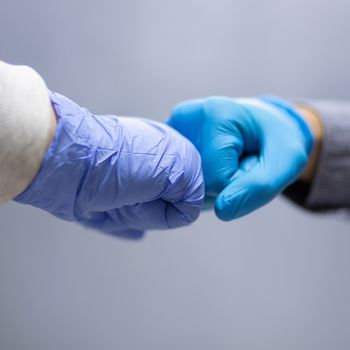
[0,61,53,203]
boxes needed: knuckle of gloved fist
[203,97,229,119]
[204,97,249,127]
[165,142,204,218]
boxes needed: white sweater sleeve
[0,61,53,203]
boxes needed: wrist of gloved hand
[259,96,315,155]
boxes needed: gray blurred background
[0,0,349,349]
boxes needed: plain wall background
[0,1,349,349]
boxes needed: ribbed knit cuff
[285,100,350,210]
[0,61,53,203]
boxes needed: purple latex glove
[15,92,204,239]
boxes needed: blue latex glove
[167,96,314,221]
[15,92,204,238]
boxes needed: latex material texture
[167,96,314,221]
[15,92,204,239]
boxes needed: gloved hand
[15,92,204,238]
[167,96,314,221]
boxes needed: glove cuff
[260,95,315,155]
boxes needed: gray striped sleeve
[285,100,350,211]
